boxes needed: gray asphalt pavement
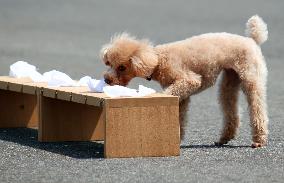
[0,0,283,182]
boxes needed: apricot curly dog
[101,15,269,148]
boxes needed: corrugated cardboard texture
[104,98,180,158]
[0,76,42,128]
[39,96,105,142]
[0,89,38,128]
[0,76,180,158]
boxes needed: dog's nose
[104,78,112,85]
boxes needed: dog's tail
[245,15,268,45]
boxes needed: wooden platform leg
[0,89,38,128]
[39,96,105,142]
[104,98,180,158]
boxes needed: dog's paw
[162,89,172,96]
[251,142,266,148]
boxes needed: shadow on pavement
[0,128,253,159]
[181,144,251,149]
[0,128,104,159]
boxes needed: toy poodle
[101,15,269,148]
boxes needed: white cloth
[9,61,45,82]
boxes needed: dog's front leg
[179,97,190,140]
[164,72,201,141]
[164,72,202,100]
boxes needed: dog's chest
[153,70,175,89]
[198,68,222,91]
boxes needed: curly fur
[245,15,268,45]
[101,15,269,148]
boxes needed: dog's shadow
[0,128,252,159]
[181,144,251,149]
[0,128,104,159]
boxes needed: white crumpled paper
[9,61,80,87]
[137,85,156,96]
[9,61,156,97]
[78,76,92,86]
[103,85,156,98]
[9,61,45,82]
[81,76,156,97]
[78,76,106,92]
[43,70,79,87]
[86,78,106,93]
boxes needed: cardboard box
[0,76,180,158]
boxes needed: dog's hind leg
[241,77,268,148]
[216,69,241,145]
[179,97,190,141]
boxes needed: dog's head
[100,33,158,86]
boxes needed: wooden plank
[39,96,105,142]
[0,89,38,128]
[104,100,180,158]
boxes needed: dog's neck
[145,65,158,81]
[146,48,174,88]
[145,47,160,82]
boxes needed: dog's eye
[105,61,110,66]
[118,65,126,72]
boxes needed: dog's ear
[100,45,110,61]
[130,56,145,75]
[131,46,158,77]
[103,48,108,58]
